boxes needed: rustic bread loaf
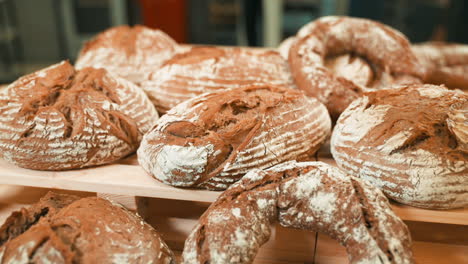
[412,42,468,90]
[138,85,331,190]
[331,84,467,209]
[140,46,296,113]
[289,16,425,120]
[0,61,159,170]
[183,161,413,264]
[0,192,175,264]
[75,25,178,85]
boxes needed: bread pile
[1,15,467,263]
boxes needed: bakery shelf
[0,155,466,226]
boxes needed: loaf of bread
[141,46,296,113]
[183,161,413,264]
[412,42,468,90]
[138,85,331,190]
[331,84,467,209]
[0,192,175,263]
[0,61,159,170]
[288,16,425,120]
[76,25,178,85]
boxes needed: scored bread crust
[288,16,425,120]
[141,46,297,113]
[137,85,331,190]
[0,61,159,170]
[331,85,467,209]
[412,42,468,90]
[182,161,413,264]
[75,25,178,85]
[0,192,175,264]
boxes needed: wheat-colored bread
[75,25,178,85]
[0,192,175,264]
[183,161,413,264]
[289,16,425,120]
[138,85,331,190]
[331,84,467,209]
[0,61,159,170]
[141,46,296,113]
[412,42,468,90]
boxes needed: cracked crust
[182,161,413,264]
[0,192,175,264]
[331,84,468,209]
[288,16,425,120]
[137,85,331,190]
[0,61,159,170]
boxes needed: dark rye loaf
[0,61,159,170]
[289,16,425,120]
[331,85,467,209]
[183,161,413,264]
[0,192,174,264]
[138,85,331,190]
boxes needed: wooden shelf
[0,155,467,226]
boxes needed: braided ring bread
[0,61,159,170]
[76,25,178,85]
[141,46,296,113]
[412,42,468,90]
[0,192,175,263]
[331,84,467,209]
[183,161,413,264]
[289,16,425,120]
[138,85,331,190]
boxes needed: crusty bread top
[76,25,178,84]
[0,192,175,263]
[331,84,467,209]
[138,84,331,189]
[141,46,296,113]
[288,16,425,119]
[0,61,159,170]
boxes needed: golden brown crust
[289,16,425,120]
[0,192,175,264]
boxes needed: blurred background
[0,0,467,83]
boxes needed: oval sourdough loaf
[289,16,425,120]
[183,161,413,264]
[75,25,178,85]
[0,192,175,264]
[138,85,331,190]
[331,84,467,209]
[412,42,468,90]
[140,46,296,113]
[0,61,159,170]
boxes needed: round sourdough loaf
[183,161,413,264]
[138,85,331,190]
[331,85,467,209]
[140,46,296,113]
[412,42,468,90]
[0,192,175,264]
[289,16,425,120]
[0,61,159,170]
[75,25,178,85]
